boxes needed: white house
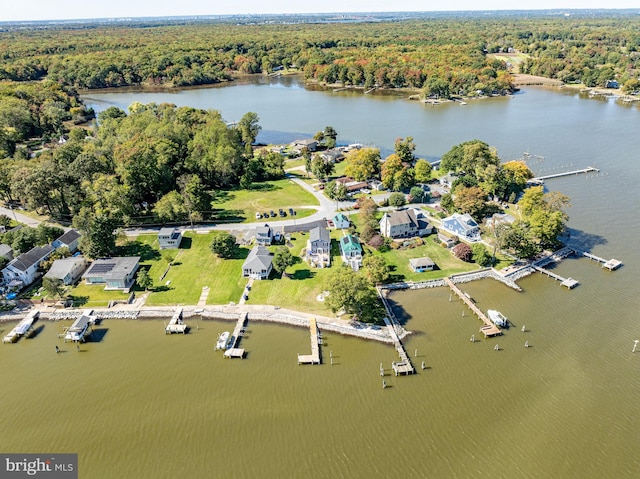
[1,245,55,288]
[306,226,331,268]
[339,234,363,271]
[242,246,273,280]
[441,213,481,241]
[255,225,273,246]
[379,209,432,239]
[158,228,183,249]
[44,256,88,285]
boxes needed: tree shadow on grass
[116,241,160,261]
[152,285,173,293]
[290,269,314,280]
[211,209,246,223]
[69,295,88,307]
[230,247,250,260]
[386,265,406,284]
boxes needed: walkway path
[197,287,210,307]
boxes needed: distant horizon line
[1,8,639,25]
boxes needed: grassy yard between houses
[211,178,318,223]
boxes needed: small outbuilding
[158,228,183,249]
[409,257,435,273]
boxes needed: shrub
[452,243,473,262]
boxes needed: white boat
[215,332,230,351]
[487,310,509,328]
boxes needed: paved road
[0,206,44,229]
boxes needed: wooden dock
[297,318,321,365]
[445,278,502,337]
[224,313,246,359]
[3,310,39,343]
[581,251,622,271]
[165,307,187,334]
[382,316,415,376]
[532,265,579,289]
[532,166,599,182]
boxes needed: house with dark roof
[255,225,273,246]
[379,209,433,239]
[44,257,88,285]
[339,234,363,271]
[82,257,140,291]
[52,229,81,253]
[409,257,435,273]
[441,213,481,242]
[1,244,54,288]
[158,227,183,249]
[242,246,273,280]
[306,226,331,268]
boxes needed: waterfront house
[158,227,183,249]
[335,176,369,193]
[486,213,516,230]
[379,209,432,239]
[255,225,273,246]
[44,256,88,285]
[409,257,436,273]
[439,172,458,189]
[320,149,345,164]
[0,244,13,261]
[242,246,273,280]
[291,138,318,152]
[82,256,140,291]
[332,213,350,229]
[441,213,481,242]
[1,244,54,288]
[52,229,81,253]
[306,226,331,268]
[339,234,363,271]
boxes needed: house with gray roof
[320,149,345,164]
[82,257,140,291]
[409,257,435,273]
[306,226,331,268]
[332,213,350,230]
[1,244,54,288]
[339,234,363,271]
[0,244,13,261]
[52,229,81,253]
[255,225,273,246]
[441,213,481,242]
[291,138,318,152]
[242,246,273,280]
[379,209,432,239]
[158,227,183,249]
[44,256,88,285]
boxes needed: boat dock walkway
[165,307,187,334]
[579,251,622,270]
[224,313,247,359]
[382,316,415,376]
[297,318,321,365]
[3,310,39,343]
[445,278,502,337]
[532,265,579,289]
[532,166,599,182]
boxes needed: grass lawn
[245,231,343,316]
[211,178,318,223]
[68,282,132,308]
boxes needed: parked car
[270,210,276,217]
[279,209,286,217]
[289,207,295,216]
[255,212,261,219]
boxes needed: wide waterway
[1,77,639,478]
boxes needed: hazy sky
[2,0,638,22]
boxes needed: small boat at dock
[487,310,509,328]
[215,331,230,351]
[64,312,96,342]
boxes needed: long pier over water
[531,166,599,183]
[445,278,502,337]
[297,318,321,365]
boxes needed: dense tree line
[1,16,637,96]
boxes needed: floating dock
[165,307,187,334]
[3,310,39,343]
[297,318,321,365]
[445,278,502,337]
[224,313,246,359]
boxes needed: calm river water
[1,77,639,478]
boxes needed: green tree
[472,243,492,266]
[324,266,384,324]
[453,186,488,220]
[153,191,188,222]
[310,156,334,180]
[344,148,381,181]
[388,192,406,207]
[136,268,154,291]
[381,154,403,190]
[73,207,117,259]
[362,255,389,284]
[236,112,261,148]
[42,277,66,299]
[272,246,294,276]
[210,231,237,259]
[409,186,425,203]
[413,159,433,184]
[394,136,416,164]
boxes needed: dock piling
[633,340,639,353]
